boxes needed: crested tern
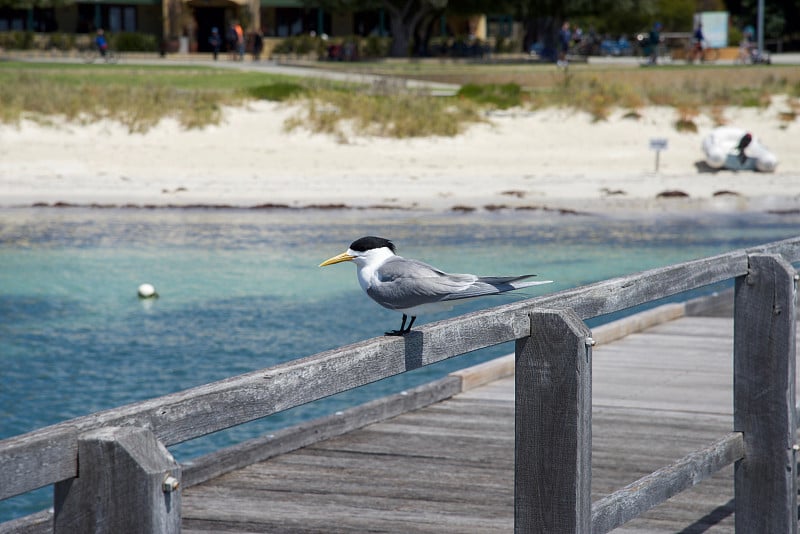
[319,236,553,336]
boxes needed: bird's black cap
[350,236,396,253]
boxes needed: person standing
[95,28,108,57]
[252,28,263,61]
[647,22,662,65]
[227,23,238,60]
[689,22,705,62]
[208,27,221,60]
[557,21,571,67]
[234,22,244,61]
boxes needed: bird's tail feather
[508,279,554,289]
[478,274,537,285]
[478,275,553,289]
[440,275,553,302]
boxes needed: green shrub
[112,32,158,52]
[0,31,35,50]
[362,35,391,58]
[728,26,743,47]
[248,82,305,101]
[272,34,325,56]
[285,89,484,139]
[494,37,518,54]
[47,33,76,50]
[457,83,522,109]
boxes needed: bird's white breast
[353,247,394,294]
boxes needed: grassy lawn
[0,62,295,131]
[1,60,798,136]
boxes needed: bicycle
[81,47,119,64]
[735,45,771,65]
[685,41,719,64]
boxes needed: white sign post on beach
[649,138,669,172]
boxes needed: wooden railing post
[515,308,592,533]
[733,253,797,533]
[53,426,181,534]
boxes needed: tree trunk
[389,17,412,57]
[524,16,558,61]
[415,11,442,57]
[383,0,436,58]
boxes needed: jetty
[1,237,798,533]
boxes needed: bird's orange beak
[319,252,355,267]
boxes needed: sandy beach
[1,94,799,214]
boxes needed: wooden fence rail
[1,236,799,532]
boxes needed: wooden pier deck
[180,302,800,533]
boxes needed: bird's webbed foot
[384,315,416,336]
[384,329,406,336]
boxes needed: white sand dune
[1,96,798,214]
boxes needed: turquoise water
[1,206,799,522]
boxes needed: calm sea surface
[1,206,799,521]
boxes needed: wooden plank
[185,402,500,532]
[0,511,51,534]
[591,303,685,345]
[206,455,512,504]
[181,375,461,487]
[183,484,512,534]
[0,425,78,504]
[747,235,800,262]
[733,254,798,533]
[185,392,519,533]
[591,432,744,534]
[685,288,734,317]
[593,317,733,415]
[450,354,515,391]
[53,427,180,534]
[515,309,592,533]
[181,395,742,533]
[452,299,729,392]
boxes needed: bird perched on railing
[320,236,552,336]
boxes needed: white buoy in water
[137,283,158,299]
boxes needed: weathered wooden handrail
[591,432,745,532]
[514,251,798,533]
[1,236,798,531]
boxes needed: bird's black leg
[385,314,416,336]
[385,314,408,336]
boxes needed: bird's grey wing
[440,274,551,302]
[366,257,476,310]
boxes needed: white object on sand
[702,126,778,172]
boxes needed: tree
[0,0,74,7]
[655,0,694,32]
[512,0,594,57]
[308,0,448,56]
[383,0,447,56]
[734,0,793,44]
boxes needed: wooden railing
[1,236,798,532]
